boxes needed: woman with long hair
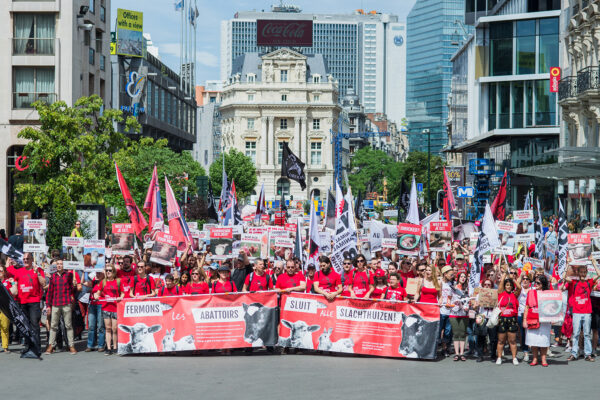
[496,271,521,365]
[524,274,551,366]
[517,271,532,362]
[370,269,388,299]
[186,267,209,295]
[178,270,191,287]
[416,264,441,303]
[449,271,469,361]
[93,264,123,355]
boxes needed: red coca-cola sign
[256,19,313,47]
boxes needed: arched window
[311,189,321,201]
[277,178,290,196]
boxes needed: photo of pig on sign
[209,227,233,259]
[111,223,135,255]
[150,232,179,266]
[429,221,452,252]
[568,233,591,265]
[62,237,85,269]
[23,219,47,252]
[396,223,422,256]
[239,233,262,259]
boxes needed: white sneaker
[565,346,572,353]
[496,357,502,365]
[513,358,519,366]
[523,353,529,362]
[547,350,555,357]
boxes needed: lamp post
[423,129,431,212]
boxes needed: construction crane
[330,115,390,187]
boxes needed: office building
[221,8,406,123]
[1,0,111,232]
[406,0,473,154]
[193,81,223,170]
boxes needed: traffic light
[436,189,445,212]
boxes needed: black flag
[399,178,410,212]
[325,189,336,229]
[206,179,219,221]
[0,284,41,358]
[355,190,364,222]
[281,142,306,190]
[0,237,24,264]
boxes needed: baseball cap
[455,254,465,260]
[218,264,231,272]
[209,263,219,270]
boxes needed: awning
[512,162,600,180]
[448,128,559,153]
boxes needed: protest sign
[319,232,331,254]
[429,221,452,252]
[405,278,419,296]
[209,228,233,259]
[240,233,262,258]
[381,238,396,261]
[368,220,397,253]
[84,239,106,271]
[272,237,294,260]
[538,290,565,324]
[117,292,279,354]
[111,223,135,255]
[513,210,534,242]
[495,220,517,251]
[279,293,440,359]
[62,237,84,269]
[23,219,47,252]
[150,232,179,266]
[396,223,422,256]
[477,288,498,308]
[589,229,600,259]
[523,257,544,271]
[568,233,591,265]
[187,222,198,230]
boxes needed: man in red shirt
[129,264,156,298]
[313,256,342,301]
[45,260,76,354]
[158,274,183,296]
[13,252,45,354]
[340,258,354,297]
[117,256,136,298]
[243,259,273,292]
[562,259,600,361]
[383,273,407,301]
[275,260,306,293]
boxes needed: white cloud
[159,43,219,68]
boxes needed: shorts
[497,316,518,333]
[449,317,468,341]
[592,313,600,331]
[102,311,117,320]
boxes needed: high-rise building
[406,0,472,154]
[0,1,111,232]
[221,8,406,123]
[193,81,223,170]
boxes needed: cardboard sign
[23,219,47,252]
[405,278,419,296]
[477,288,498,308]
[210,228,233,259]
[62,237,85,270]
[111,223,135,255]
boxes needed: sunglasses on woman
[192,273,199,276]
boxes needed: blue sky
[110,0,417,83]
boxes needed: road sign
[457,186,475,198]
[417,183,423,192]
[383,210,397,217]
[363,200,374,210]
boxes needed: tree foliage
[348,147,396,194]
[209,149,258,201]
[387,151,444,206]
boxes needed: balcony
[558,77,577,101]
[13,92,56,109]
[13,38,54,55]
[577,66,600,94]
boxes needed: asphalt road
[0,342,596,399]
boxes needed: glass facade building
[406,0,472,155]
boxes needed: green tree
[348,146,395,194]
[107,137,206,223]
[14,96,139,235]
[209,149,258,201]
[387,151,444,207]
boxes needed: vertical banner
[112,223,135,255]
[116,9,144,57]
[23,219,47,252]
[549,67,561,93]
[117,292,279,354]
[279,293,440,359]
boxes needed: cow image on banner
[279,293,440,359]
[84,239,106,271]
[117,292,279,354]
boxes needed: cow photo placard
[62,237,85,269]
[112,223,135,255]
[23,219,47,252]
[495,220,517,252]
[396,223,422,256]
[150,232,179,266]
[84,239,106,271]
[209,228,233,259]
[429,221,452,252]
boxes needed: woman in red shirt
[185,267,209,295]
[496,272,521,365]
[416,265,441,304]
[382,273,407,301]
[370,269,388,299]
[351,256,374,298]
[211,264,237,294]
[93,265,124,355]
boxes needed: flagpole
[180,0,183,91]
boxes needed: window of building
[84,30,91,46]
[89,0,95,13]
[277,178,290,196]
[210,96,216,102]
[516,20,535,74]
[280,70,288,82]
[278,141,288,164]
[247,118,255,130]
[13,67,55,108]
[488,84,496,131]
[313,94,320,102]
[313,75,321,83]
[245,141,256,163]
[311,142,322,165]
[281,94,287,102]
[96,31,103,53]
[490,21,513,76]
[280,118,288,130]
[535,80,556,125]
[538,18,559,73]
[100,55,105,71]
[247,74,255,83]
[13,13,55,55]
[100,5,105,22]
[312,119,320,130]
[89,48,95,65]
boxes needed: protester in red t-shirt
[158,274,183,296]
[495,272,521,365]
[304,264,317,293]
[276,260,306,293]
[185,267,209,295]
[350,256,373,298]
[13,252,45,354]
[93,265,124,355]
[211,264,237,293]
[243,259,273,292]
[383,273,407,301]
[313,256,342,301]
[340,258,354,297]
[129,264,156,299]
[398,258,415,284]
[117,259,137,298]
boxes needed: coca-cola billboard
[256,19,313,47]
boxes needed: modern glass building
[406,0,472,155]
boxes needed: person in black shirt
[8,226,24,253]
[230,251,252,291]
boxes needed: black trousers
[20,303,41,350]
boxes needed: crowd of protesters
[1,214,600,366]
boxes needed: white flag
[332,182,358,274]
[469,203,500,294]
[406,175,419,225]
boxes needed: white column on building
[261,116,267,165]
[267,116,274,166]
[294,117,301,156]
[301,117,307,164]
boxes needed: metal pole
[426,129,431,212]
[180,2,183,91]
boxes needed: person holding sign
[523,275,550,366]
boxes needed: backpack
[159,285,180,296]
[100,278,122,297]
[247,272,271,292]
[134,275,153,295]
[212,280,234,293]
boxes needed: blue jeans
[517,316,529,352]
[87,304,105,349]
[572,313,592,357]
[439,314,452,346]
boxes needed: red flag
[115,163,147,238]
[442,167,456,212]
[143,165,158,213]
[143,165,163,231]
[490,169,508,221]
[165,176,192,249]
